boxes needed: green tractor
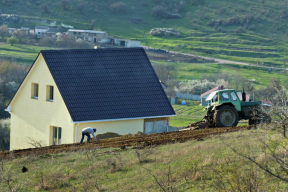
[200,89,271,128]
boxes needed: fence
[176,92,201,101]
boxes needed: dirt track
[0,126,250,160]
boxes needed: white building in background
[113,39,141,48]
[35,26,49,36]
[67,29,111,44]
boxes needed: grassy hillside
[2,0,288,67]
[0,128,286,191]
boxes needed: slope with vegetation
[0,126,288,191]
[1,0,288,66]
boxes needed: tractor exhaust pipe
[242,88,246,102]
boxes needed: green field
[170,103,205,127]
[0,44,51,64]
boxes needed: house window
[52,127,62,145]
[73,32,76,35]
[47,85,54,101]
[31,83,39,99]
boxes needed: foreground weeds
[0,126,287,191]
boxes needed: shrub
[39,36,56,47]
[76,3,85,13]
[0,119,10,151]
[191,0,205,5]
[60,0,69,10]
[7,37,17,46]
[0,25,9,39]
[40,3,49,13]
[151,6,168,18]
[279,10,288,19]
[110,2,128,14]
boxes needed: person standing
[80,127,97,143]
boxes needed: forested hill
[1,0,288,67]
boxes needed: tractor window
[230,92,238,101]
[220,92,229,101]
[213,94,218,102]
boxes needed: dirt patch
[0,126,250,160]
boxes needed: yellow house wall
[74,119,144,142]
[9,54,73,150]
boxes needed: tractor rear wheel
[214,105,239,127]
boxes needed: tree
[151,6,168,18]
[39,36,56,47]
[12,30,27,43]
[110,2,128,14]
[60,0,69,10]
[40,3,49,13]
[0,25,9,39]
[7,37,17,46]
[77,3,85,13]
[0,119,10,151]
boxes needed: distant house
[5,48,175,150]
[201,86,224,106]
[8,28,17,35]
[35,26,49,36]
[113,38,141,48]
[262,100,272,106]
[35,26,71,38]
[67,29,110,44]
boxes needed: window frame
[47,85,54,101]
[31,83,39,99]
[52,127,62,145]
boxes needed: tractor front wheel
[214,105,239,127]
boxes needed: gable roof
[201,86,223,98]
[39,48,175,122]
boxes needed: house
[201,86,224,106]
[35,26,49,36]
[67,29,110,44]
[113,39,141,48]
[36,26,71,38]
[5,48,176,150]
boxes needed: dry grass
[0,126,287,191]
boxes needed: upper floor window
[47,85,54,101]
[31,83,39,99]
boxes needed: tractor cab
[206,89,242,112]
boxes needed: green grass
[0,128,285,191]
[0,44,51,65]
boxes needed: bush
[60,0,69,10]
[0,119,10,151]
[110,2,128,14]
[175,79,218,95]
[40,3,49,13]
[190,0,205,5]
[76,3,85,13]
[39,36,56,47]
[0,25,9,39]
[7,37,17,46]
[151,6,168,18]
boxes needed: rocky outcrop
[150,28,180,37]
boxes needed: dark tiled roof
[41,48,175,122]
